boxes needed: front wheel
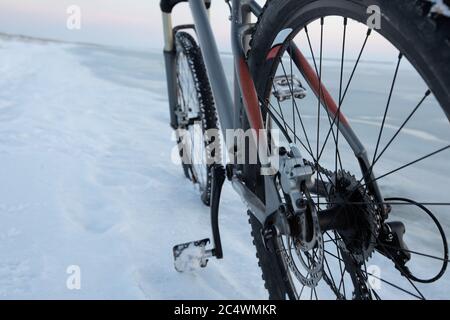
[247,0,450,299]
[173,32,220,205]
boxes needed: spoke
[304,22,343,178]
[339,28,372,106]
[320,201,450,206]
[365,272,424,300]
[271,83,289,134]
[260,97,294,143]
[311,243,341,298]
[323,256,341,298]
[364,53,403,193]
[304,25,319,75]
[333,231,347,297]
[377,243,450,263]
[316,18,324,207]
[299,284,306,298]
[324,231,427,300]
[290,44,296,144]
[374,89,431,165]
[322,271,342,299]
[335,18,347,177]
[372,52,403,164]
[360,145,450,188]
[323,103,344,175]
[325,233,449,263]
[287,237,344,299]
[324,249,344,262]
[319,199,445,300]
[278,57,315,156]
[261,97,319,159]
[372,289,382,300]
[337,266,347,294]
[303,23,344,174]
[317,29,372,161]
[358,89,431,186]
[324,241,354,298]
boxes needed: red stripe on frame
[294,48,349,127]
[238,58,264,131]
[267,45,282,60]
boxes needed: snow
[173,242,209,273]
[0,36,266,299]
[429,0,450,17]
[0,35,448,299]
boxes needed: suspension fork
[160,0,213,129]
[161,12,178,129]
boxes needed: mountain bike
[160,0,450,299]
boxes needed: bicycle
[160,0,450,299]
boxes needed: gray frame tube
[188,0,234,138]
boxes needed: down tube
[188,0,234,137]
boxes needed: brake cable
[383,197,448,283]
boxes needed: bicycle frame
[160,0,386,228]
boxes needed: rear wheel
[247,0,450,299]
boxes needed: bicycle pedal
[173,238,214,272]
[272,74,307,102]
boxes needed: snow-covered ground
[0,36,266,299]
[0,35,448,299]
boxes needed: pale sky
[0,0,396,59]
[0,0,240,51]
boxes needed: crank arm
[172,163,226,270]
